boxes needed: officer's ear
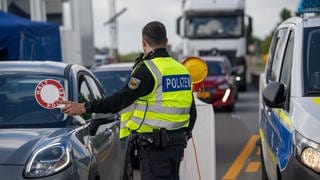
[142,39,148,49]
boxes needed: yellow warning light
[182,56,208,84]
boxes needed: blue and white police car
[259,0,320,179]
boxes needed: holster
[153,128,168,148]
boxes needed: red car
[195,56,238,111]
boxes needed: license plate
[197,91,210,99]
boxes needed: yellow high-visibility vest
[120,57,193,137]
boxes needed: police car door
[260,26,293,180]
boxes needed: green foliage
[280,8,292,21]
[258,8,292,55]
[118,52,141,62]
[260,34,273,54]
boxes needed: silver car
[0,61,132,180]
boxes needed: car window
[79,77,93,103]
[84,75,103,100]
[94,70,131,96]
[267,28,289,82]
[78,76,94,120]
[304,27,320,94]
[280,30,294,86]
[0,74,68,128]
[207,61,225,76]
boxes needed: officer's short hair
[142,21,167,47]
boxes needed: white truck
[176,0,252,91]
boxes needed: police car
[259,1,320,179]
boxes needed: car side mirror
[262,82,286,108]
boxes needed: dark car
[196,56,238,111]
[0,61,132,180]
[91,63,133,95]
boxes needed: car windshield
[207,61,225,76]
[185,15,243,39]
[0,74,68,128]
[94,70,131,95]
[304,27,320,94]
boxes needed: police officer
[57,21,197,180]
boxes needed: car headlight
[24,143,71,178]
[295,132,320,173]
[218,83,229,90]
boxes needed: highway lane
[216,85,261,180]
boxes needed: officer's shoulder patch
[128,77,142,90]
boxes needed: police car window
[269,28,289,82]
[266,32,279,81]
[280,30,294,86]
[304,28,320,92]
[84,75,103,100]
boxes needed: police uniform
[86,48,197,180]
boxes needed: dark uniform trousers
[136,129,188,180]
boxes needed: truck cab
[176,0,252,91]
[259,1,320,179]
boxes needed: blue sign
[298,0,320,13]
[162,75,191,92]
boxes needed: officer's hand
[55,100,86,116]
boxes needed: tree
[259,8,292,55]
[280,8,292,22]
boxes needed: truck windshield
[185,15,243,38]
[0,74,68,128]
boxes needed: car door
[78,72,121,180]
[260,27,293,180]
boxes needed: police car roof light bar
[298,0,320,14]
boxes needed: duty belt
[137,128,187,148]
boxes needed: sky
[92,0,299,54]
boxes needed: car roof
[92,62,134,72]
[0,61,67,75]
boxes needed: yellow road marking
[222,134,259,180]
[245,162,261,173]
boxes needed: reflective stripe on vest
[130,116,188,129]
[119,104,135,138]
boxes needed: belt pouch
[160,128,168,148]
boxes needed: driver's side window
[79,76,93,120]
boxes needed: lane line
[245,162,261,173]
[222,134,259,180]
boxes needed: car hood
[204,75,226,85]
[292,97,320,143]
[0,128,70,165]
